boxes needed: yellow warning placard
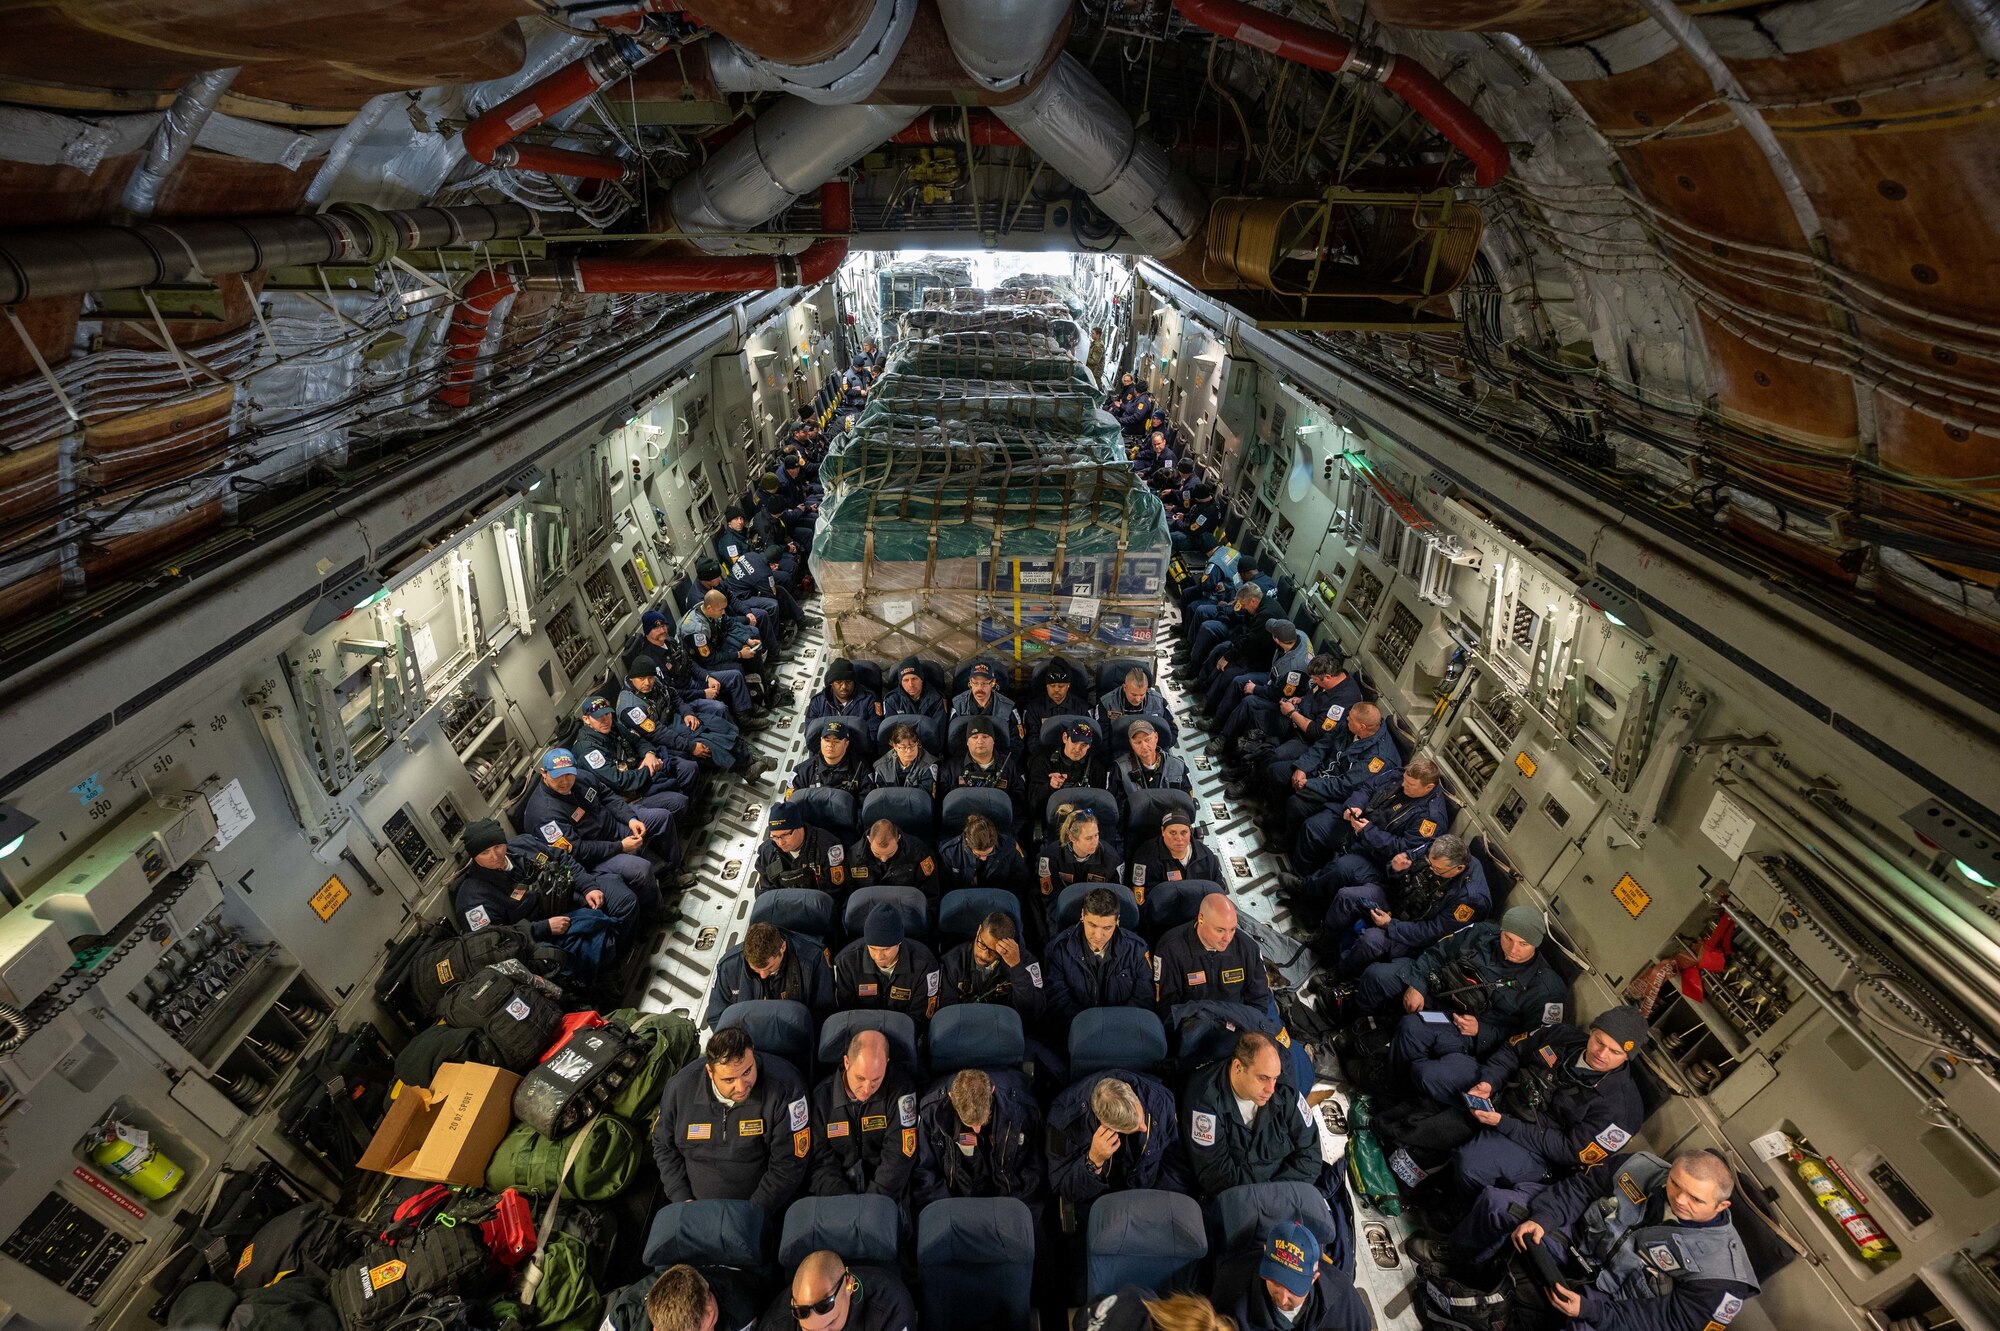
[310,875,350,922]
[1612,873,1651,919]
[1515,752,1538,778]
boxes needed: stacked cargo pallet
[811,309,1169,681]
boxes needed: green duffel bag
[492,1207,611,1331]
[602,1009,699,1122]
[484,1116,639,1202]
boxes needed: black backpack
[394,1024,507,1092]
[435,967,564,1071]
[231,1202,363,1292]
[410,923,557,1019]
[513,1022,639,1137]
[275,1025,396,1181]
[328,1225,489,1331]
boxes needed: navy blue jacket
[1043,923,1154,1025]
[704,927,836,1028]
[1343,772,1450,864]
[1046,1070,1188,1202]
[1296,722,1400,800]
[1381,857,1492,953]
[521,772,643,865]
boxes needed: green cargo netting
[819,421,1130,493]
[899,305,1082,350]
[883,332,1096,387]
[857,368,1117,440]
[875,260,974,344]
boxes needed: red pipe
[461,36,663,180]
[436,269,518,409]
[571,180,852,292]
[1170,0,1509,187]
[889,110,1025,148]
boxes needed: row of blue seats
[821,656,1158,700]
[709,994,1161,1085]
[803,709,1183,759]
[749,880,1210,954]
[644,1181,1348,1330]
[781,783,1197,842]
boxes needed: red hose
[462,40,660,180]
[435,269,518,409]
[1170,0,1508,187]
[572,180,852,292]
[889,111,1025,149]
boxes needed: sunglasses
[792,1273,853,1321]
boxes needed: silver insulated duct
[667,99,920,251]
[934,0,1205,256]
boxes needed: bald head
[793,1251,845,1297]
[843,1030,889,1101]
[1195,893,1238,951]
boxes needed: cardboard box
[357,1063,521,1187]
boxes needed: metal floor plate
[634,609,1422,1328]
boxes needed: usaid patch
[1132,864,1147,888]
[927,971,940,996]
[828,843,845,865]
[1595,1124,1632,1151]
[465,905,491,932]
[1326,704,1346,724]
[540,820,566,844]
[789,1097,809,1132]
[1025,962,1043,988]
[1648,1244,1681,1272]
[899,1093,917,1127]
[1543,1002,1566,1024]
[584,749,606,769]
[504,997,531,1021]
[1713,1295,1743,1325]
[626,706,647,726]
[1191,1111,1217,1147]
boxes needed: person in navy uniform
[871,723,941,800]
[696,557,778,643]
[1153,892,1272,1016]
[1374,1006,1647,1199]
[1028,720,1111,816]
[1443,1150,1759,1331]
[753,801,846,894]
[1098,667,1170,726]
[1037,806,1124,907]
[635,608,756,722]
[911,1068,1045,1209]
[1170,482,1225,552]
[939,910,1045,1024]
[754,1252,916,1331]
[1288,755,1449,893]
[632,1265,762,1331]
[1111,721,1192,829]
[1210,621,1312,755]
[1016,658,1088,744]
[1273,703,1399,838]
[1319,832,1490,978]
[704,921,835,1028]
[938,814,1031,898]
[807,658,881,742]
[1217,1222,1370,1331]
[1249,656,1363,795]
[651,1026,810,1210]
[950,662,1020,745]
[680,588,765,671]
[573,693,697,813]
[451,820,631,975]
[882,658,947,723]
[940,716,1025,823]
[807,1029,918,1202]
[844,819,943,904]
[1046,1070,1187,1203]
[619,653,742,776]
[1129,809,1225,900]
[787,719,873,800]
[1179,1032,1319,1199]
[832,906,941,1033]
[520,747,669,916]
[1339,906,1570,1104]
[1044,886,1155,1029]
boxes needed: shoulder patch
[926,970,940,997]
[584,749,606,769]
[1595,1124,1632,1151]
[789,1097,809,1132]
[1542,1002,1566,1024]
[1326,704,1346,723]
[1368,757,1385,773]
[1419,819,1438,837]
[899,1093,917,1127]
[1132,863,1147,888]
[1190,1111,1217,1147]
[1025,962,1043,988]
[464,905,491,931]
[827,843,844,865]
[539,820,565,844]
[1453,904,1474,922]
[1321,715,1338,731]
[1647,1243,1680,1272]
[1713,1295,1744,1325]
[625,706,647,725]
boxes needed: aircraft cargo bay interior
[0,4,1996,1331]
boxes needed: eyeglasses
[792,1273,853,1321]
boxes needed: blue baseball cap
[539,749,577,774]
[1260,1222,1320,1297]
[1064,722,1097,744]
[580,696,614,719]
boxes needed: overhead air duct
[115,66,241,221]
[889,110,1024,148]
[933,0,1206,257]
[462,31,674,180]
[558,180,853,291]
[664,99,919,249]
[1169,0,1510,187]
[0,204,540,305]
[692,0,920,104]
